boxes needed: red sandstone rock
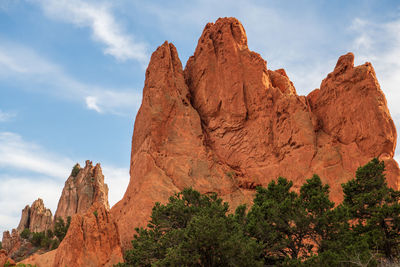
[112,17,400,250]
[52,202,123,267]
[55,160,110,221]
[18,249,56,267]
[0,249,15,266]
[1,230,21,257]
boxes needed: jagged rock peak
[16,198,52,234]
[1,229,20,256]
[54,160,109,221]
[111,17,399,250]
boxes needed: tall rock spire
[55,160,109,221]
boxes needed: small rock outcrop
[112,17,400,249]
[52,202,123,267]
[1,230,21,257]
[55,160,110,221]
[16,198,53,234]
[0,249,15,266]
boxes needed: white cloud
[0,176,61,235]
[102,165,129,208]
[0,110,16,122]
[0,131,130,234]
[0,132,73,179]
[85,96,102,113]
[31,0,148,63]
[0,40,142,115]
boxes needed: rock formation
[112,17,399,249]
[55,160,110,221]
[16,198,53,233]
[0,249,15,266]
[18,249,57,267]
[52,201,123,267]
[1,230,21,257]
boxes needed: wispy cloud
[30,0,148,64]
[0,132,73,178]
[0,110,16,122]
[0,131,129,233]
[0,40,142,115]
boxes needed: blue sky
[1,0,400,234]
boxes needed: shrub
[71,163,80,177]
[54,216,71,241]
[20,228,31,239]
[30,232,45,247]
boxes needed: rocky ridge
[111,17,399,249]
[1,161,118,266]
[2,17,399,266]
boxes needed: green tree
[118,188,263,267]
[54,216,71,241]
[342,158,400,260]
[246,176,334,265]
[31,232,45,247]
[71,163,80,177]
[20,228,31,239]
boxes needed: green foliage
[93,210,98,218]
[15,263,38,267]
[116,158,400,266]
[54,216,71,241]
[0,240,2,250]
[46,229,54,239]
[246,175,334,265]
[342,158,400,260]
[71,163,80,177]
[50,238,60,250]
[30,231,45,247]
[225,171,236,179]
[119,188,264,267]
[20,228,31,239]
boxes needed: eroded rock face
[0,249,15,266]
[1,230,21,256]
[111,17,399,250]
[55,160,110,221]
[52,202,123,267]
[15,198,53,234]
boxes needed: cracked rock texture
[16,198,53,234]
[55,160,110,221]
[112,17,399,249]
[52,201,123,267]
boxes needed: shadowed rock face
[111,17,399,250]
[55,160,110,221]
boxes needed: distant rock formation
[2,160,116,265]
[55,160,110,221]
[1,230,21,257]
[112,17,399,249]
[16,198,53,233]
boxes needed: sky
[1,0,400,234]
